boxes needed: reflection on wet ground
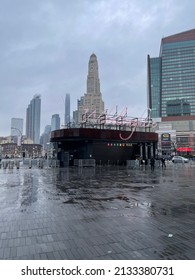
[0,162,195,259]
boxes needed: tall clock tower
[77,54,105,124]
[87,53,101,96]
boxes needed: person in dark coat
[161,157,166,168]
[150,157,155,171]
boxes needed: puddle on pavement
[2,166,194,216]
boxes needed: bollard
[3,161,7,169]
[3,161,8,169]
[9,160,14,169]
[37,159,40,168]
[40,159,43,169]
[16,160,20,169]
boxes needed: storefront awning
[177,147,192,152]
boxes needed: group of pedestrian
[150,156,166,171]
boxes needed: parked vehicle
[172,156,189,163]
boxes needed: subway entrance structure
[50,111,158,167]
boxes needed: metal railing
[74,159,96,167]
[0,158,60,169]
[126,160,140,169]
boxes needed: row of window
[162,88,195,93]
[162,72,195,77]
[162,80,195,85]
[162,50,195,56]
[161,80,195,85]
[162,71,195,76]
[162,107,191,111]
[162,44,195,54]
[162,65,195,70]
[162,108,195,113]
[162,96,194,101]
[162,63,195,70]
[162,98,195,103]
[162,49,195,57]
[162,57,195,64]
[162,106,194,110]
[162,67,195,72]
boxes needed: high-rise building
[11,118,23,145]
[147,29,195,155]
[147,29,195,118]
[40,125,51,152]
[51,114,60,131]
[26,95,41,144]
[76,53,105,124]
[11,118,23,136]
[65,93,70,127]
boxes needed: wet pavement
[0,161,195,260]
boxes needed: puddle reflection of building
[19,170,38,209]
[77,166,95,177]
[0,171,21,208]
[56,167,70,182]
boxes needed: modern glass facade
[65,93,70,126]
[26,95,41,144]
[148,29,195,118]
[11,118,24,145]
[51,114,60,131]
[11,118,23,136]
[147,56,161,117]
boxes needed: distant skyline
[0,0,195,136]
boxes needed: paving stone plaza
[0,161,195,260]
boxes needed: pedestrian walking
[161,157,166,168]
[150,157,155,171]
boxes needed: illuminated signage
[161,133,171,141]
[107,143,133,147]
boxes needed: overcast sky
[0,0,195,136]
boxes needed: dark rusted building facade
[50,128,158,166]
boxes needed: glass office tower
[148,29,195,118]
[26,95,41,144]
[51,114,60,131]
[11,118,24,145]
[65,93,70,127]
[147,56,161,118]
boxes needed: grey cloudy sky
[0,0,195,136]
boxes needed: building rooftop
[162,28,195,44]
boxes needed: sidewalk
[0,163,195,260]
